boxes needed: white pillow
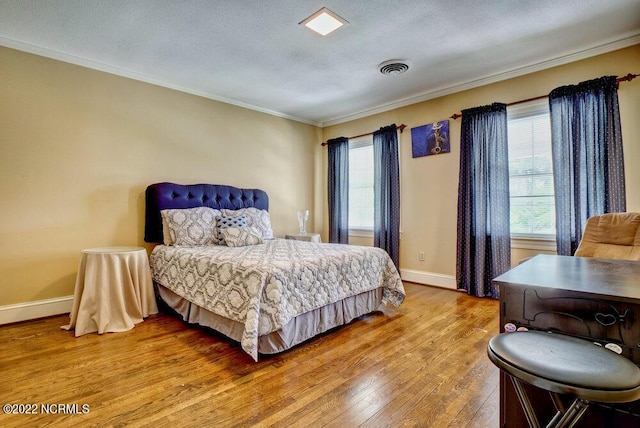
[220,226,264,247]
[160,207,222,246]
[221,208,274,240]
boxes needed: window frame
[507,98,556,251]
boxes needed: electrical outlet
[419,251,425,261]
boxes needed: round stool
[488,331,640,428]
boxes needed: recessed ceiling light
[300,7,348,36]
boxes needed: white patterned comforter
[150,239,405,360]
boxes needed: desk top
[493,254,640,301]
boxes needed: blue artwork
[411,120,450,158]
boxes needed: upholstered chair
[574,212,640,261]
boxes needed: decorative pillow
[215,215,248,245]
[221,208,274,240]
[160,207,221,246]
[220,227,264,247]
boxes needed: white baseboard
[0,296,73,325]
[0,271,455,325]
[400,269,457,290]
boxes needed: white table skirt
[62,246,158,336]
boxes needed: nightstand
[285,233,322,243]
[62,246,158,336]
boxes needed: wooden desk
[493,254,640,427]
[62,247,158,336]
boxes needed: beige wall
[0,46,322,306]
[321,45,640,279]
[2,44,638,308]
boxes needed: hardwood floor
[0,283,500,427]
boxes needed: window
[348,137,374,233]
[507,100,556,243]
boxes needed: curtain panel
[549,76,626,256]
[327,137,350,244]
[456,103,511,298]
[373,124,401,269]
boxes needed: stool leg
[552,398,589,428]
[549,392,566,413]
[511,377,541,428]
[547,392,566,426]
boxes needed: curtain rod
[449,73,638,120]
[321,124,406,146]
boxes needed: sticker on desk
[605,343,623,354]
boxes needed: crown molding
[0,36,321,127]
[2,33,637,129]
[320,34,640,127]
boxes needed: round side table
[285,233,322,243]
[62,246,158,336]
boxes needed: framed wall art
[411,120,450,158]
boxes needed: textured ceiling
[1,0,639,126]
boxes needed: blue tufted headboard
[144,182,269,243]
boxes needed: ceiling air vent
[378,60,410,76]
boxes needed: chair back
[575,212,640,261]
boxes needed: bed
[145,182,405,361]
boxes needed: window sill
[511,235,556,251]
[349,228,373,238]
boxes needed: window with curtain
[456,103,510,299]
[373,124,401,269]
[348,136,374,235]
[549,76,626,255]
[507,100,556,250]
[327,136,349,244]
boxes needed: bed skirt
[155,282,384,355]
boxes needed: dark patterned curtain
[373,124,400,269]
[327,137,349,244]
[549,76,626,255]
[456,103,511,298]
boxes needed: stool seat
[488,331,640,428]
[488,331,640,403]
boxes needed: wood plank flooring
[0,283,500,427]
